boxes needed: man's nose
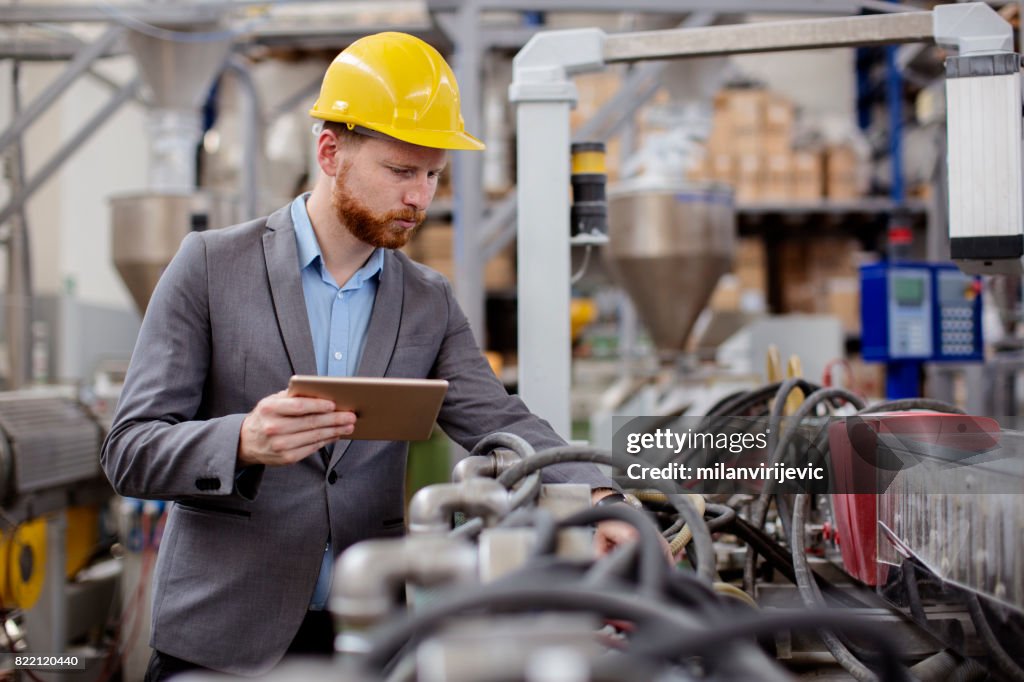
[404,176,433,210]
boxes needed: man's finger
[271,395,337,416]
[270,425,353,453]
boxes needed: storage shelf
[738,197,928,216]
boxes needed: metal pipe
[452,455,495,482]
[331,535,477,627]
[267,75,322,123]
[0,25,124,155]
[603,12,935,63]
[225,55,262,219]
[0,78,140,229]
[409,478,511,534]
[6,56,32,389]
[452,449,528,482]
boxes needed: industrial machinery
[202,6,1017,682]
[0,389,116,678]
[175,387,1022,681]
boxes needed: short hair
[316,120,367,148]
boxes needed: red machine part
[826,412,1000,585]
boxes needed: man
[102,32,631,680]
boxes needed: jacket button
[327,470,338,484]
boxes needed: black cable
[902,562,928,624]
[498,507,558,558]
[497,446,611,488]
[360,583,705,671]
[631,609,911,682]
[704,389,750,417]
[792,493,887,682]
[704,503,736,532]
[966,594,1024,681]
[468,431,542,511]
[469,430,536,458]
[723,514,869,610]
[744,386,867,592]
[557,505,668,598]
[497,448,718,583]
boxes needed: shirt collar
[291,193,321,270]
[291,193,385,286]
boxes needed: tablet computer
[287,376,448,441]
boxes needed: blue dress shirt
[291,194,383,610]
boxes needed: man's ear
[316,129,342,176]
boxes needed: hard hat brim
[310,112,485,151]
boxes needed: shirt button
[334,351,343,361]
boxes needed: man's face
[331,135,448,250]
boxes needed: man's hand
[238,390,356,467]
[591,489,675,565]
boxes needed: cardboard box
[484,249,516,291]
[762,153,794,201]
[764,94,795,133]
[735,237,766,292]
[707,153,736,185]
[825,144,865,199]
[825,277,860,334]
[792,150,824,201]
[735,154,762,203]
[570,71,621,131]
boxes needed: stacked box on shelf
[696,88,836,203]
[735,237,766,294]
[824,144,867,199]
[776,236,866,334]
[404,223,516,291]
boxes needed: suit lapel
[328,249,405,470]
[262,205,318,379]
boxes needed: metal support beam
[428,0,913,14]
[6,57,32,390]
[448,0,487,345]
[0,3,224,24]
[0,79,140,230]
[511,28,604,439]
[603,12,935,62]
[0,25,124,156]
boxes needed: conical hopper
[606,182,736,356]
[110,193,237,314]
[125,25,232,110]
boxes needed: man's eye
[390,167,413,178]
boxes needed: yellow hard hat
[310,32,485,151]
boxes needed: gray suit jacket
[101,204,611,675]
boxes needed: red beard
[331,164,426,249]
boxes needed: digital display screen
[893,276,924,306]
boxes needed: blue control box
[860,262,983,363]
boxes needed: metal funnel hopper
[111,193,238,314]
[606,182,736,356]
[125,25,232,110]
